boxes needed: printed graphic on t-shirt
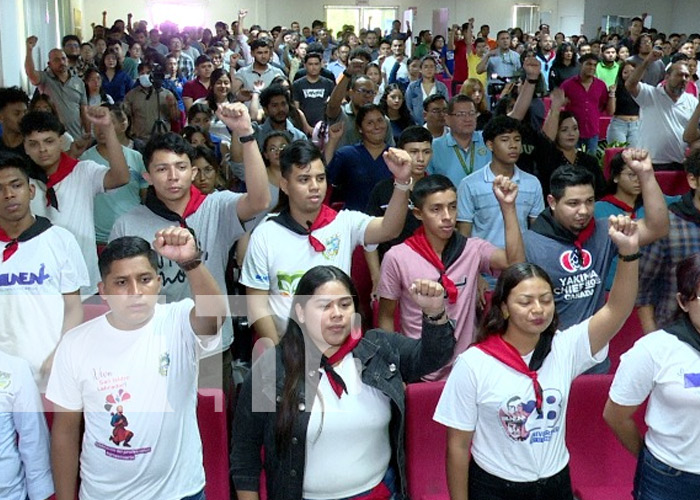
[0,371,10,390]
[498,389,563,443]
[0,264,51,288]
[555,249,601,301]
[323,234,340,259]
[303,89,327,99]
[277,271,305,296]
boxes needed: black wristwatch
[238,132,256,143]
[423,309,447,322]
[527,78,539,84]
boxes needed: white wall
[582,0,674,37]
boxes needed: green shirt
[595,61,620,89]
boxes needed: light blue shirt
[81,145,148,243]
[457,163,544,248]
[427,131,491,188]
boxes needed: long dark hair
[378,84,412,125]
[552,42,578,69]
[605,151,643,208]
[474,263,559,343]
[206,68,235,112]
[276,265,361,453]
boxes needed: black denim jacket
[230,319,455,499]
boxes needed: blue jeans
[634,445,700,500]
[182,489,205,500]
[303,468,397,500]
[468,460,573,500]
[607,117,640,147]
[578,135,599,154]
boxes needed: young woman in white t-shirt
[604,253,700,500]
[435,214,640,500]
[232,265,456,499]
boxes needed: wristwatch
[178,250,203,271]
[423,309,447,322]
[238,132,256,143]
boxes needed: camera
[488,74,511,96]
[150,63,165,90]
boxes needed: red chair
[197,389,230,500]
[566,374,647,500]
[655,170,688,196]
[609,308,643,373]
[82,302,110,322]
[437,75,453,98]
[543,96,552,116]
[351,246,373,327]
[405,381,450,500]
[603,147,625,180]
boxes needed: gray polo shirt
[234,64,285,91]
[37,69,87,138]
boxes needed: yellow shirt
[467,53,487,86]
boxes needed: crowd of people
[1,9,700,500]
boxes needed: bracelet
[178,250,204,271]
[618,251,641,262]
[423,309,447,322]
[238,132,256,143]
[393,177,413,192]
[527,78,539,84]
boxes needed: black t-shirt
[365,177,421,260]
[292,76,336,127]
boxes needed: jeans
[469,459,574,500]
[607,117,640,147]
[303,467,398,500]
[182,489,205,500]
[634,445,700,500]
[577,136,599,154]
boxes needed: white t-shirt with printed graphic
[434,319,606,482]
[46,300,220,500]
[0,225,89,385]
[31,160,108,297]
[240,210,375,326]
[610,330,700,474]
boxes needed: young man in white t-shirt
[0,152,88,385]
[20,107,129,297]
[377,174,525,380]
[47,227,227,500]
[241,140,414,343]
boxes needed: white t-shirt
[634,83,697,164]
[0,351,54,500]
[609,330,700,474]
[381,55,409,82]
[31,159,109,297]
[434,319,606,482]
[45,300,220,500]
[0,225,89,385]
[303,353,391,498]
[110,192,245,349]
[240,210,375,325]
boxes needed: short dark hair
[143,132,195,170]
[306,42,324,55]
[550,165,596,200]
[0,151,31,180]
[194,54,212,66]
[579,53,600,64]
[685,148,700,177]
[496,30,509,39]
[410,174,456,209]
[191,144,219,168]
[482,115,521,142]
[187,102,213,121]
[0,86,29,112]
[62,35,81,46]
[601,42,617,52]
[675,253,700,314]
[98,236,158,279]
[19,111,64,137]
[260,84,289,108]
[349,47,372,62]
[398,125,433,148]
[279,140,323,178]
[250,39,270,51]
[447,94,475,114]
[422,93,447,111]
[304,52,322,64]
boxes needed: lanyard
[452,143,476,176]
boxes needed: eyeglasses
[267,145,287,153]
[64,43,80,48]
[196,166,217,175]
[354,88,377,96]
[449,111,477,118]
[428,109,448,115]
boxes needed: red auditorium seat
[82,302,110,321]
[609,308,643,373]
[197,388,230,500]
[599,115,612,139]
[405,381,449,500]
[603,147,625,180]
[351,246,373,327]
[436,75,453,98]
[655,170,688,196]
[566,374,647,500]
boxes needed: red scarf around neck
[476,334,544,414]
[404,226,458,304]
[0,216,53,262]
[273,204,338,252]
[144,185,207,228]
[45,153,79,209]
[573,217,596,255]
[320,327,363,398]
[599,195,637,219]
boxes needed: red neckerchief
[574,217,596,256]
[0,216,53,262]
[272,205,338,252]
[404,226,459,304]
[45,153,79,209]
[476,335,544,414]
[143,185,207,228]
[599,195,637,219]
[320,327,363,398]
